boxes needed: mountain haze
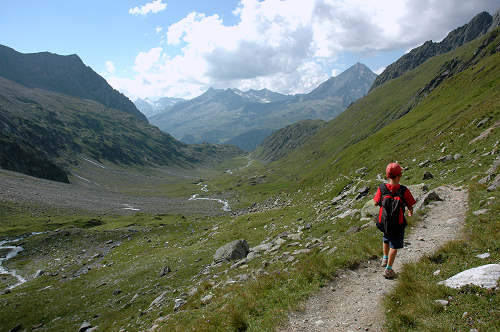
[150,63,376,149]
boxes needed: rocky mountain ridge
[0,44,146,122]
[371,10,500,91]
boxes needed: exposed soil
[278,185,468,332]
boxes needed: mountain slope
[150,63,376,148]
[0,77,242,182]
[253,119,326,162]
[274,28,500,187]
[370,10,499,91]
[0,44,147,122]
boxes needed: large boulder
[213,239,249,263]
[438,264,500,289]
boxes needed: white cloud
[109,0,498,99]
[129,0,167,16]
[331,69,341,77]
[105,61,116,74]
[374,66,386,75]
[156,26,163,34]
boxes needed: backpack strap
[377,183,388,206]
[396,185,407,207]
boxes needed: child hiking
[374,163,416,279]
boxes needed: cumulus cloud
[129,0,167,16]
[109,0,498,99]
[156,26,163,34]
[105,61,116,74]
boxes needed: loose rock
[213,239,249,263]
[423,171,434,180]
[438,264,500,289]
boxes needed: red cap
[386,163,402,178]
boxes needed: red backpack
[375,184,407,236]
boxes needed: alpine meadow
[0,3,499,332]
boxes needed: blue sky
[1,1,498,100]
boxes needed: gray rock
[331,194,346,205]
[438,264,500,289]
[435,299,449,306]
[361,199,379,219]
[356,186,370,199]
[487,156,500,174]
[476,253,490,259]
[287,233,302,241]
[437,155,453,162]
[213,239,249,263]
[250,243,272,253]
[487,174,500,191]
[472,209,489,216]
[477,117,490,127]
[149,291,168,309]
[423,171,434,180]
[200,293,213,305]
[113,289,122,296]
[418,160,430,167]
[159,266,171,277]
[246,251,260,261]
[346,226,361,234]
[478,174,495,185]
[78,322,92,332]
[453,153,462,160]
[292,249,311,255]
[337,209,359,219]
[34,270,45,278]
[274,238,287,246]
[414,190,442,212]
[173,298,186,311]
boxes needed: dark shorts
[383,230,405,249]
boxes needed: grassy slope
[0,31,498,332]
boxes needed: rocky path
[278,185,468,332]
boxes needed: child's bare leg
[383,242,390,257]
[388,248,397,266]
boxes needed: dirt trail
[278,185,468,332]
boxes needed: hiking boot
[384,268,397,279]
[381,258,388,267]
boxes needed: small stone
[453,154,462,160]
[287,233,302,241]
[470,329,479,332]
[314,320,324,326]
[78,321,92,332]
[423,171,434,180]
[435,299,449,306]
[113,289,122,296]
[34,270,45,278]
[476,253,490,259]
[200,293,213,305]
[419,160,430,167]
[173,298,186,311]
[159,266,171,277]
[105,240,113,245]
[433,270,441,276]
[462,311,468,319]
[437,155,453,162]
[472,209,489,216]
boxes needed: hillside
[371,10,499,91]
[149,63,376,148]
[0,77,242,182]
[253,119,326,161]
[0,44,147,122]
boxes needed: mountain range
[147,63,377,150]
[0,45,242,182]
